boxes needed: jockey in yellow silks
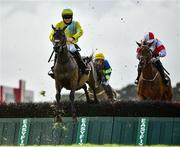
[48,8,88,79]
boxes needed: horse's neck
[142,63,156,79]
[57,46,70,64]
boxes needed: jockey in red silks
[135,32,169,85]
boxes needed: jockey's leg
[48,54,57,79]
[135,63,142,84]
[155,60,169,85]
[73,51,89,74]
[67,43,89,74]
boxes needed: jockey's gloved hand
[67,37,74,43]
[101,79,109,86]
[151,56,160,63]
[101,77,108,85]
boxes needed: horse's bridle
[53,28,67,53]
[139,46,153,68]
[138,46,159,82]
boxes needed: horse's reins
[141,72,159,82]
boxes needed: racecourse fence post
[136,117,149,145]
[17,118,31,146]
[76,117,89,145]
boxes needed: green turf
[1,144,176,147]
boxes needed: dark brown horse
[52,25,98,121]
[136,42,173,101]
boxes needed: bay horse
[88,61,118,102]
[52,25,98,121]
[136,42,173,101]
[88,81,118,101]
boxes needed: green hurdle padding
[0,117,180,145]
[172,118,180,144]
[87,117,113,144]
[112,117,138,144]
[0,122,4,144]
[146,117,173,145]
[0,118,19,145]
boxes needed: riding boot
[73,51,89,74]
[48,54,57,79]
[103,84,114,100]
[135,63,142,84]
[155,60,169,85]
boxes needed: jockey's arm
[102,60,112,81]
[103,69,112,81]
[72,21,83,43]
[49,29,54,42]
[159,49,166,57]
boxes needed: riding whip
[48,50,54,63]
[163,66,170,75]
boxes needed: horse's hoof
[109,99,116,104]
[95,100,99,104]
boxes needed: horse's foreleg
[69,89,77,121]
[55,93,61,104]
[55,84,62,122]
[55,85,62,105]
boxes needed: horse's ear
[62,26,67,32]
[136,41,141,47]
[52,24,56,31]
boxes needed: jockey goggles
[63,15,72,19]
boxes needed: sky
[0,0,180,102]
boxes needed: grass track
[10,144,178,147]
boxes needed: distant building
[0,80,34,103]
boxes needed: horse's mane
[83,52,94,64]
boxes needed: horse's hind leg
[82,84,91,103]
[92,86,98,103]
[69,89,77,121]
[89,83,98,103]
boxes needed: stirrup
[48,71,55,79]
[163,78,169,86]
[134,79,139,85]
